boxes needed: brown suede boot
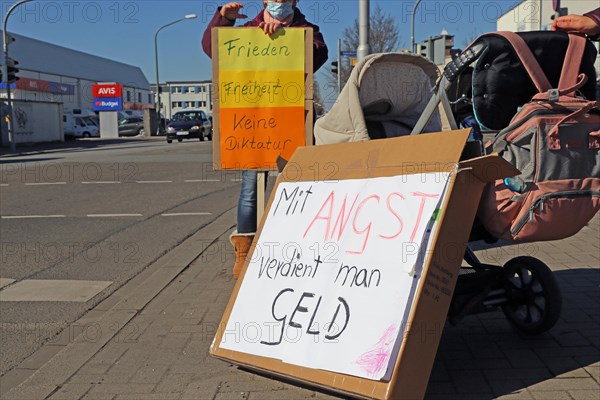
[229,230,255,278]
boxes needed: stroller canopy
[314,53,442,145]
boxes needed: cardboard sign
[219,173,450,380]
[212,27,314,170]
[211,131,519,399]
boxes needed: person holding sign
[202,0,328,278]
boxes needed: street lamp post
[357,0,370,61]
[410,0,423,53]
[3,0,33,152]
[154,14,197,135]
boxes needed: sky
[2,0,524,89]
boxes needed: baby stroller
[314,32,598,335]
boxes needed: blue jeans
[237,170,267,234]
[460,114,482,142]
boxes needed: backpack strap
[494,31,552,94]
[558,33,587,97]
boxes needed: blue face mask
[266,1,294,20]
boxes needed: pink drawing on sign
[355,324,397,377]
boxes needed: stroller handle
[442,43,485,87]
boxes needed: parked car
[166,110,212,143]
[63,114,99,138]
[118,117,145,137]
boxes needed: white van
[63,111,100,138]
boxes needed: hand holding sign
[259,21,284,36]
[220,2,248,20]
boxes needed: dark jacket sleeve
[201,8,236,59]
[584,7,600,40]
[311,26,328,73]
[289,10,328,72]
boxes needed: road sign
[340,50,357,57]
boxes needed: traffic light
[419,38,433,61]
[331,61,338,75]
[6,58,19,84]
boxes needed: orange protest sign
[212,27,314,170]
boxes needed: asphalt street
[0,137,243,375]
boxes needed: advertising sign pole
[93,82,123,139]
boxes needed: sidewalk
[1,209,598,399]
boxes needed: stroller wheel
[501,256,562,335]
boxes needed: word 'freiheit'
[222,80,282,100]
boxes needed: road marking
[0,278,16,290]
[185,179,221,183]
[136,180,173,184]
[24,182,67,186]
[1,215,66,219]
[161,212,212,217]
[231,179,243,182]
[0,184,8,187]
[87,214,143,218]
[82,181,121,185]
[0,279,112,302]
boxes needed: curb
[1,208,236,400]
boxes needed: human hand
[551,14,600,36]
[259,21,283,36]
[220,2,247,20]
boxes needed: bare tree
[328,5,400,92]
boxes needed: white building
[151,80,213,119]
[1,31,153,111]
[497,0,600,78]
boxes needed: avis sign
[92,84,122,98]
[92,83,123,111]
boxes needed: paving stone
[219,377,288,393]
[87,383,155,395]
[484,368,552,382]
[66,374,107,385]
[528,377,599,391]
[0,368,36,397]
[129,364,169,384]
[77,363,112,375]
[551,329,592,347]
[488,379,531,397]
[428,362,451,382]
[80,394,116,400]
[503,349,546,369]
[535,346,600,358]
[449,370,491,393]
[47,384,92,400]
[158,332,191,350]
[247,389,315,399]
[445,358,512,370]
[1,384,57,400]
[424,381,456,395]
[214,392,249,400]
[179,378,221,400]
[541,357,589,377]
[568,389,600,400]
[583,366,600,383]
[425,393,495,400]
[115,394,180,400]
[153,372,196,394]
[531,391,572,399]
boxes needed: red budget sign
[92,84,122,98]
